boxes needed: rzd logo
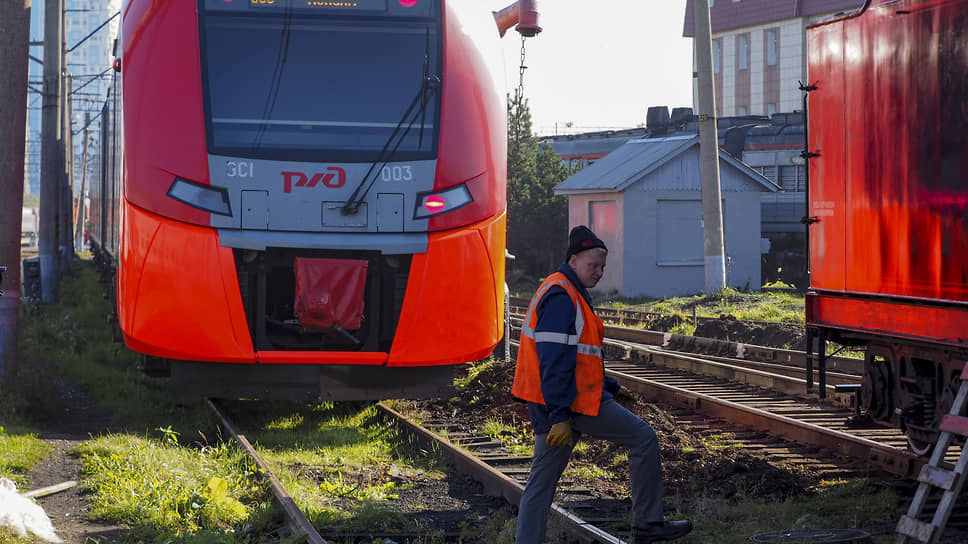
[282,168,346,193]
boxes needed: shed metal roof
[554,135,779,194]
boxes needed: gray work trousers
[514,398,663,544]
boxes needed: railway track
[207,397,631,543]
[507,313,923,477]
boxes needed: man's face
[568,249,607,288]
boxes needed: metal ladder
[896,361,968,544]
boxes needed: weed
[563,464,611,479]
[478,417,533,456]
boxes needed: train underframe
[807,325,968,456]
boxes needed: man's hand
[546,420,573,448]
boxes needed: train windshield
[199,1,441,162]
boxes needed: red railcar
[101,0,510,400]
[805,0,968,453]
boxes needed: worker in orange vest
[512,226,692,544]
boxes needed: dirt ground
[20,391,127,543]
[693,316,807,351]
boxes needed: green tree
[506,91,570,289]
[23,192,39,208]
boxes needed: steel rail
[375,402,628,544]
[614,340,862,387]
[606,340,855,406]
[605,366,917,478]
[207,399,327,544]
[509,310,865,375]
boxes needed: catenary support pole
[693,0,726,293]
[0,0,32,377]
[61,73,75,268]
[40,0,64,302]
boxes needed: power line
[67,11,120,53]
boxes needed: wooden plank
[24,480,77,498]
[917,465,956,491]
[896,514,933,543]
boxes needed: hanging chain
[517,34,527,101]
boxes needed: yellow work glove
[546,420,573,448]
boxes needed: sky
[482,0,695,136]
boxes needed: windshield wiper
[254,5,293,150]
[343,29,437,215]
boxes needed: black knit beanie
[566,225,608,261]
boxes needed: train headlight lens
[167,177,232,216]
[414,184,472,219]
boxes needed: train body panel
[808,0,968,309]
[105,0,509,399]
[118,203,254,362]
[806,0,968,452]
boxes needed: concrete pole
[40,0,64,302]
[0,0,32,376]
[62,73,75,266]
[693,0,726,293]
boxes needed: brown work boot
[631,520,693,543]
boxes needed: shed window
[588,201,617,242]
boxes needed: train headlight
[414,184,473,219]
[167,177,232,216]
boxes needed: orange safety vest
[511,272,605,416]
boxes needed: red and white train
[89,0,528,400]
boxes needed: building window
[766,29,778,66]
[756,166,778,184]
[737,106,748,116]
[766,103,776,117]
[737,34,749,71]
[780,165,806,192]
[712,39,722,74]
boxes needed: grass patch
[0,428,51,487]
[600,287,806,325]
[676,480,902,543]
[7,257,213,437]
[220,400,454,535]
[77,434,278,540]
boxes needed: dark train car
[805,0,968,453]
[102,0,511,400]
[88,72,122,272]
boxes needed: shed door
[657,200,703,266]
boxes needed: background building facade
[683,0,864,118]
